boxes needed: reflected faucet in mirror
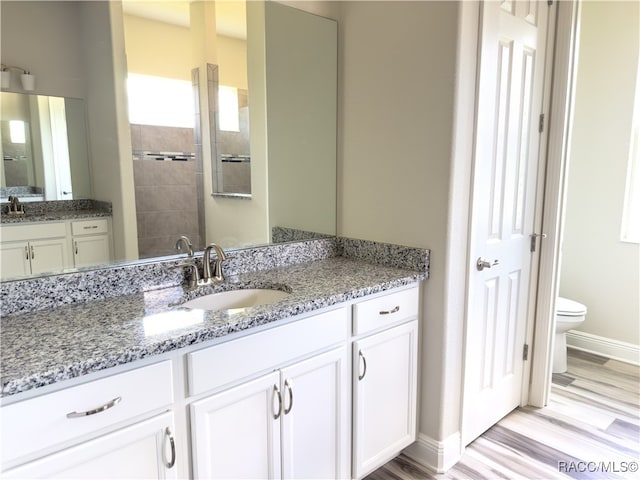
[175,235,194,257]
[171,235,199,288]
[5,195,25,215]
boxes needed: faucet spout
[175,235,194,257]
[203,243,227,282]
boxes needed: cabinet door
[2,412,177,479]
[73,234,110,268]
[30,237,70,275]
[353,320,418,479]
[281,346,350,479]
[0,241,31,278]
[191,371,281,479]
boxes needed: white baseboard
[567,331,640,366]
[402,432,462,473]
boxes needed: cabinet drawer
[0,361,173,466]
[187,307,348,396]
[71,218,109,236]
[352,286,419,336]
[1,222,66,242]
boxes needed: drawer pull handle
[66,396,121,418]
[284,379,294,415]
[379,305,400,315]
[25,246,29,260]
[164,427,176,469]
[358,350,367,381]
[83,225,99,230]
[30,245,35,260]
[272,384,282,420]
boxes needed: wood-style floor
[367,349,640,479]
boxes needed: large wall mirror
[1,92,91,201]
[0,0,337,280]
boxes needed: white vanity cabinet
[2,412,177,479]
[0,283,422,479]
[71,219,112,268]
[191,371,281,479]
[0,222,70,278]
[189,308,350,479]
[0,217,112,279]
[1,361,177,479]
[351,287,420,479]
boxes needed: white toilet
[553,297,587,373]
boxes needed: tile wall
[131,124,200,258]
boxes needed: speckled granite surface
[0,199,112,224]
[1,258,426,397]
[0,186,44,198]
[272,226,333,243]
[339,237,430,272]
[1,238,340,316]
[0,238,429,397]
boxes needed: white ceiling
[121,0,247,39]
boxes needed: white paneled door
[463,0,551,445]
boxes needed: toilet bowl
[553,297,587,373]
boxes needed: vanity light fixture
[1,64,36,91]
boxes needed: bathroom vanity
[0,200,113,280]
[0,218,112,278]
[0,239,428,479]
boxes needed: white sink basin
[181,288,290,311]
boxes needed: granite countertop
[0,257,424,398]
[1,209,112,224]
[0,199,112,224]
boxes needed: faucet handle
[170,260,200,288]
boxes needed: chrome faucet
[6,195,25,215]
[175,235,194,257]
[173,260,200,288]
[202,243,227,282]
[171,235,199,288]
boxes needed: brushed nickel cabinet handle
[379,305,400,315]
[66,396,121,418]
[284,379,294,415]
[75,240,79,255]
[164,427,176,469]
[25,245,29,260]
[358,350,367,381]
[272,384,282,420]
[30,245,34,260]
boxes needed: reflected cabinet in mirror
[0,0,337,281]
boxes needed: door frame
[527,0,581,407]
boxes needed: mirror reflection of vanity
[0,0,337,281]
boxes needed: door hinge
[538,113,545,133]
[530,233,547,252]
[523,344,529,361]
